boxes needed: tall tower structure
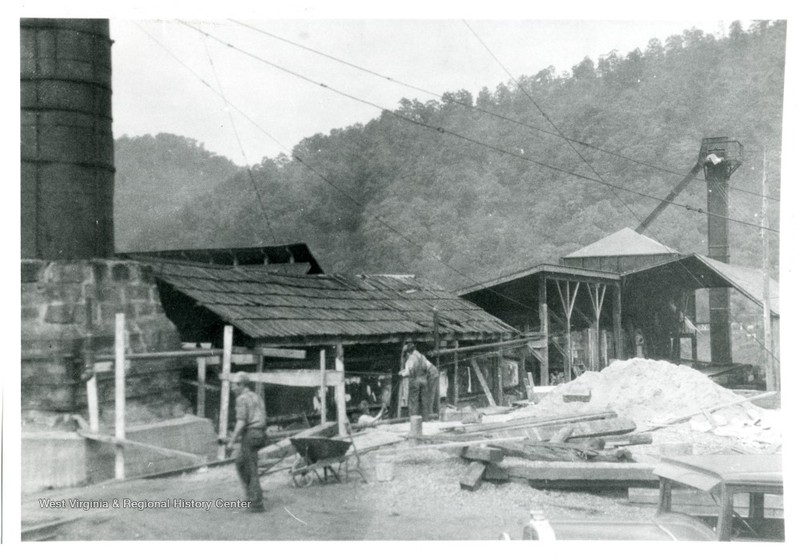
[700,137,743,364]
[20,18,114,259]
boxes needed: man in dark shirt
[226,371,268,512]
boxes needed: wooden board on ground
[455,411,617,435]
[460,461,487,491]
[484,462,509,481]
[460,446,504,463]
[602,433,653,447]
[502,461,658,488]
[525,417,636,441]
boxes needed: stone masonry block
[44,262,87,283]
[22,306,43,321]
[21,260,46,283]
[124,285,152,302]
[111,263,131,282]
[45,303,76,324]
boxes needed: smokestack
[20,18,114,260]
[700,137,742,364]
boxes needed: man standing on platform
[226,371,268,513]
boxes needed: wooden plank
[335,343,347,437]
[455,410,617,435]
[221,370,344,387]
[484,462,509,481]
[470,358,496,407]
[114,313,126,480]
[526,417,636,441]
[256,347,306,359]
[601,433,653,447]
[460,446,504,463]
[196,357,207,418]
[78,431,204,463]
[86,375,99,432]
[503,461,658,487]
[319,349,327,423]
[549,426,574,443]
[460,461,486,491]
[217,325,233,460]
[562,387,592,402]
[645,391,778,430]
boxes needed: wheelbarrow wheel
[291,456,314,488]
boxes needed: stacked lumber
[425,410,656,491]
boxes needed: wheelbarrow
[289,436,367,487]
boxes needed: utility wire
[229,19,779,204]
[140,26,777,368]
[144,21,539,315]
[181,21,779,235]
[463,19,643,226]
[200,33,277,244]
[463,22,780,365]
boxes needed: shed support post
[538,276,549,386]
[255,353,265,403]
[613,283,623,360]
[196,357,206,418]
[453,341,459,406]
[335,343,347,436]
[319,349,327,423]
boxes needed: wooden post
[588,283,606,372]
[335,343,346,436]
[217,325,233,460]
[453,340,459,406]
[82,297,100,432]
[556,280,579,381]
[538,275,549,386]
[496,351,504,406]
[319,349,327,423]
[255,353,265,402]
[196,357,207,418]
[612,284,623,360]
[114,313,126,480]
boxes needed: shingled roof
[143,259,518,345]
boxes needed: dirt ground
[21,440,658,541]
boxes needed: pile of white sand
[529,358,754,425]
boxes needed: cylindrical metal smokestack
[20,18,114,259]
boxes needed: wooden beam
[539,275,549,386]
[460,446,504,463]
[255,347,306,359]
[217,325,233,460]
[612,284,623,360]
[335,343,347,437]
[429,335,544,357]
[470,358,496,407]
[78,431,204,463]
[453,340,459,406]
[255,354,265,403]
[460,461,486,491]
[527,417,636,441]
[502,461,658,487]
[114,313,126,480]
[86,376,99,433]
[319,349,327,423]
[221,370,344,387]
[196,357,207,418]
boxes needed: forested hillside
[114,21,784,291]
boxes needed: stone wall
[21,259,189,427]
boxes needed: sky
[110,17,737,165]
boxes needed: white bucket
[375,455,395,482]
